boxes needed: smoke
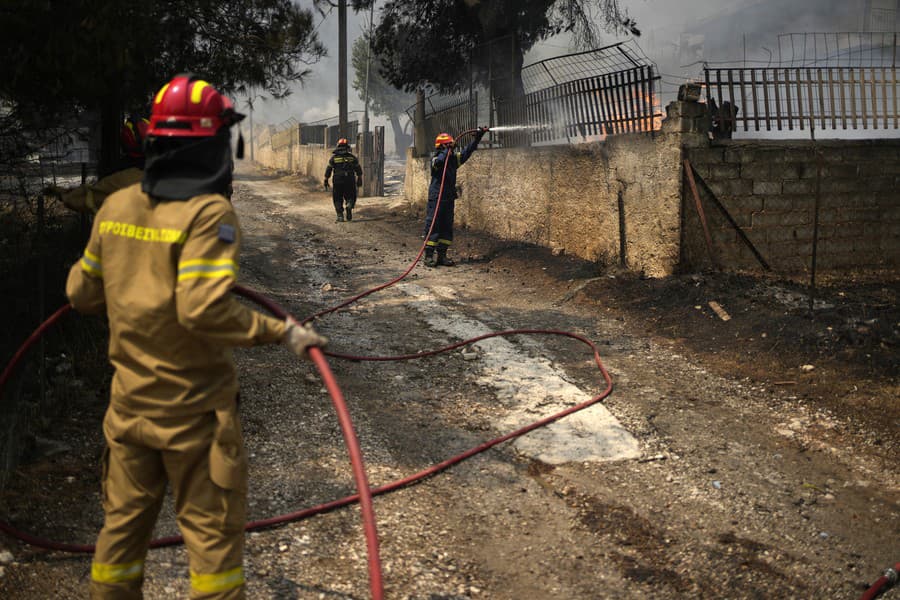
[243,1,399,150]
[248,0,888,147]
[524,0,885,140]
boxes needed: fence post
[414,88,427,157]
[37,193,46,410]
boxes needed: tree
[311,0,375,13]
[351,34,415,155]
[372,0,639,103]
[0,0,326,175]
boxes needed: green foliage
[0,0,326,129]
[372,0,639,95]
[311,0,375,16]
[351,33,414,118]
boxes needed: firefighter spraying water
[422,126,489,267]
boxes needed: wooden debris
[708,300,731,321]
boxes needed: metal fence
[499,64,661,143]
[406,93,479,151]
[702,32,900,135]
[299,111,363,147]
[704,66,898,133]
[409,40,662,147]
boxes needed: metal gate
[360,125,384,197]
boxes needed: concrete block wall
[684,140,900,273]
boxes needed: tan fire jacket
[60,167,144,214]
[66,183,286,418]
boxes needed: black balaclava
[142,127,233,200]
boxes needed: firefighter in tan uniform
[49,116,147,215]
[66,74,325,600]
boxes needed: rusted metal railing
[704,66,899,132]
[499,64,663,143]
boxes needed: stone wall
[253,125,333,182]
[684,140,900,273]
[258,104,899,278]
[406,130,684,277]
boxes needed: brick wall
[684,140,900,273]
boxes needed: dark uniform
[324,143,362,222]
[423,129,485,266]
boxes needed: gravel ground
[0,160,897,599]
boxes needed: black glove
[323,179,330,190]
[475,126,489,141]
[356,177,362,187]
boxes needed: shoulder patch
[218,223,236,244]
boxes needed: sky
[245,1,379,130]
[247,0,883,145]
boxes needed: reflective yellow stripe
[81,250,102,276]
[177,258,238,281]
[190,81,210,104]
[154,83,170,105]
[437,238,452,246]
[190,566,244,593]
[91,559,144,584]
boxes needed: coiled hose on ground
[2,128,890,600]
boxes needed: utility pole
[339,0,348,138]
[360,2,375,197]
[362,1,375,135]
[247,96,255,161]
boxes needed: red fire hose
[0,126,624,599]
[859,563,899,600]
[0,297,615,585]
[2,126,895,600]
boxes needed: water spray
[483,125,544,133]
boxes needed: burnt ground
[0,161,897,599]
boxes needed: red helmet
[337,138,349,147]
[147,74,244,138]
[120,117,149,157]
[434,132,454,147]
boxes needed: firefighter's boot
[345,207,352,221]
[424,247,438,268]
[436,246,455,266]
[335,212,344,222]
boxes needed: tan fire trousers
[89,404,248,599]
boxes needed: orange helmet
[434,132,454,147]
[147,74,244,138]
[337,138,349,147]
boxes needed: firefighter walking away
[66,73,326,600]
[324,137,362,222]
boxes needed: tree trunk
[98,101,122,177]
[413,88,427,157]
[468,3,528,104]
[389,114,411,157]
[468,4,528,145]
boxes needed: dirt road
[1,161,897,599]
